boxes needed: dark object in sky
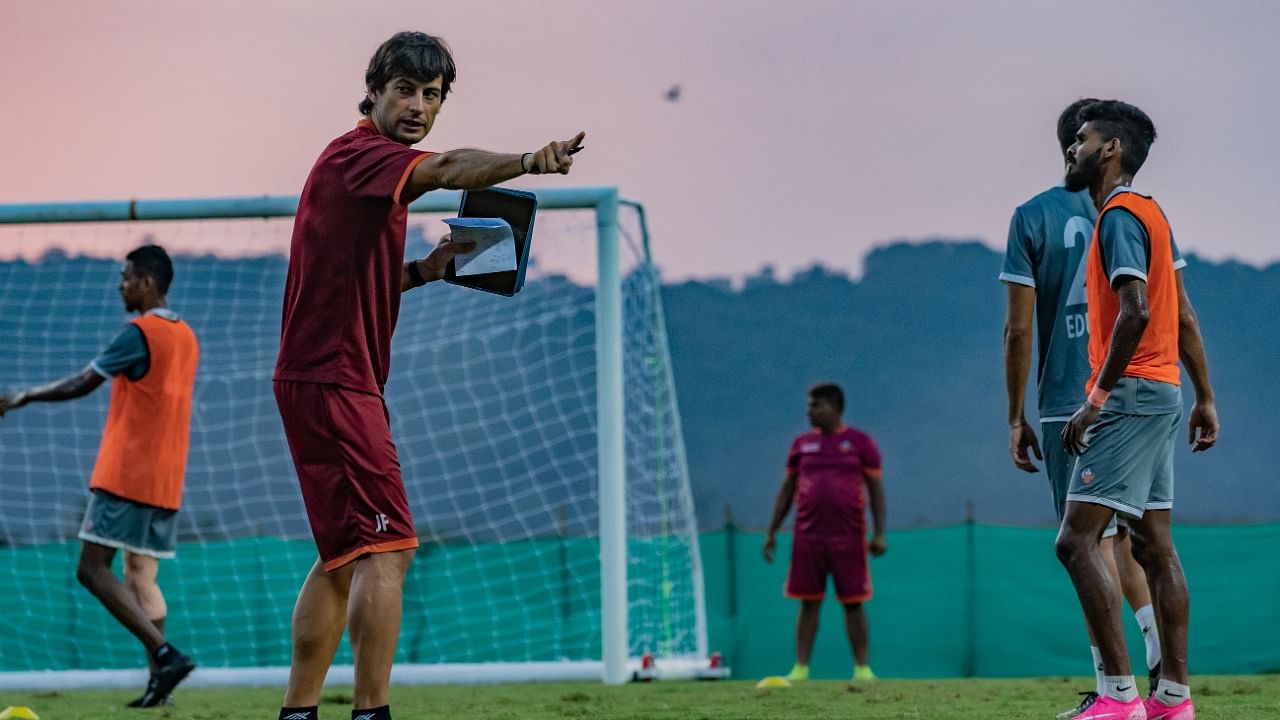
[664,85,681,102]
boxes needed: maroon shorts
[274,381,418,571]
[785,535,872,604]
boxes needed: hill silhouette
[664,241,1280,528]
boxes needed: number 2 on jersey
[1063,216,1091,308]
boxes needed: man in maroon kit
[763,383,887,685]
[272,32,584,720]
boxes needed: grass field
[7,675,1280,719]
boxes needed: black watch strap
[407,260,427,288]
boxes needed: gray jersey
[1000,186,1096,420]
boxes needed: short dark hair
[1057,98,1098,154]
[1079,100,1158,175]
[359,32,457,115]
[809,383,845,413]
[126,245,173,295]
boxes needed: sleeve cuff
[393,152,433,206]
[1173,258,1188,270]
[998,272,1036,288]
[1109,266,1148,283]
[88,361,113,379]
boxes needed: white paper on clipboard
[443,217,518,276]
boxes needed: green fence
[0,537,607,671]
[2,524,1277,678]
[704,524,1280,679]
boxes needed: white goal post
[0,187,709,689]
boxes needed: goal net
[0,190,707,688]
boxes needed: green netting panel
[702,524,1280,679]
[0,534,712,671]
[3,525,1275,675]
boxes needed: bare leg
[349,549,415,710]
[1115,527,1160,680]
[76,542,164,654]
[842,602,869,667]
[1128,511,1189,684]
[123,552,167,671]
[1089,534,1122,644]
[1113,529,1153,610]
[283,559,355,708]
[1056,502,1130,676]
[795,600,821,666]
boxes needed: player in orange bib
[1056,101,1219,720]
[0,245,198,707]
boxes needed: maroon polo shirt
[786,426,883,540]
[274,119,432,395]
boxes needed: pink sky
[3,0,1278,279]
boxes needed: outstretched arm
[762,471,797,563]
[1175,270,1218,452]
[0,367,105,417]
[1003,282,1042,472]
[405,132,585,195]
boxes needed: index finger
[1063,424,1083,456]
[566,131,585,149]
[1011,446,1036,472]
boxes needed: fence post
[724,504,738,620]
[964,500,977,677]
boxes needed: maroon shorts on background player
[274,380,418,571]
[785,534,872,604]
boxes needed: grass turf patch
[6,675,1280,719]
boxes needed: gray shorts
[1066,409,1180,519]
[1043,422,1117,538]
[79,490,178,558]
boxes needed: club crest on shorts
[1080,468,1095,485]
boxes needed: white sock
[1155,679,1190,706]
[1103,675,1139,702]
[1135,604,1161,669]
[1090,646,1105,695]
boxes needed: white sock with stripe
[1154,679,1190,707]
[1091,646,1105,694]
[1103,675,1139,702]
[1134,604,1161,670]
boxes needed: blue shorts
[1043,422,1118,537]
[78,490,178,558]
[1066,410,1180,518]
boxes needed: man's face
[368,75,444,145]
[1065,121,1106,190]
[117,262,149,312]
[807,396,840,428]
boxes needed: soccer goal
[0,188,708,689]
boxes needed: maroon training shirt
[274,120,431,395]
[786,426,882,540]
